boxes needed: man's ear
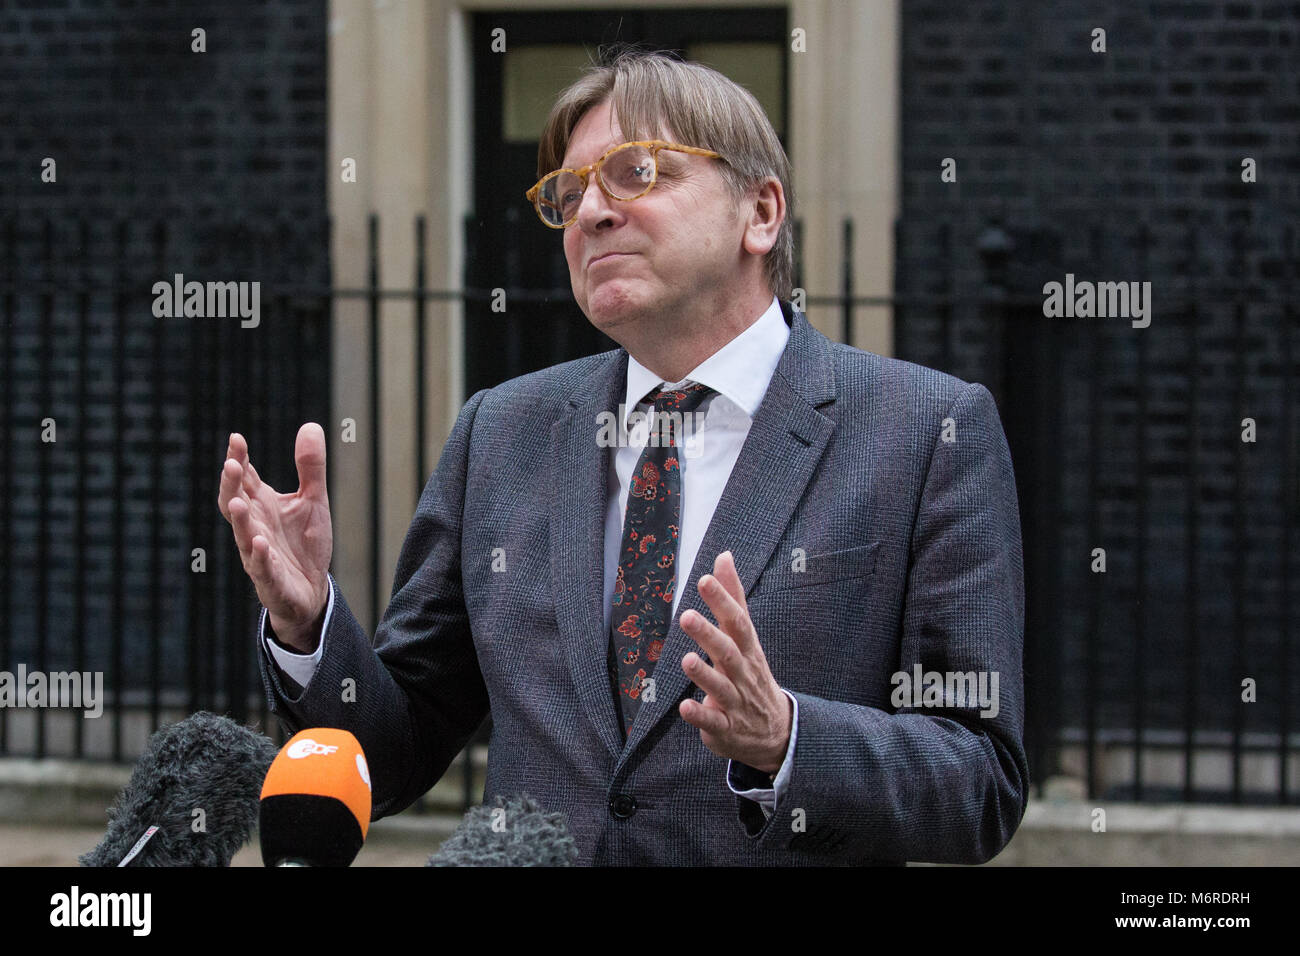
[741,177,785,257]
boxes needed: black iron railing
[0,213,1295,811]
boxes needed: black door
[466,8,789,395]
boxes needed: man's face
[559,99,748,341]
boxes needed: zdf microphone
[259,728,372,866]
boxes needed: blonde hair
[537,46,795,300]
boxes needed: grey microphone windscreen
[426,794,579,867]
[80,711,279,867]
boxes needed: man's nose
[575,178,621,231]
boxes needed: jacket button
[609,794,637,819]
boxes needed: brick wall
[0,0,329,736]
[898,1,1298,764]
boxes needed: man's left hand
[679,550,792,775]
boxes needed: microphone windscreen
[426,794,579,867]
[80,712,279,867]
[259,728,372,866]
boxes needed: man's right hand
[217,423,333,653]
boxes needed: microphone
[426,794,579,866]
[79,712,279,867]
[258,728,372,867]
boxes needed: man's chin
[582,288,656,334]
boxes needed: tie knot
[644,381,714,416]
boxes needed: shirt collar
[621,296,789,433]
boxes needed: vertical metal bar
[415,215,427,499]
[75,219,90,759]
[325,214,335,514]
[111,220,127,762]
[1231,228,1247,804]
[261,280,288,734]
[240,234,262,729]
[368,214,381,632]
[273,279,295,727]
[36,219,52,759]
[1281,224,1295,805]
[221,292,242,721]
[227,230,255,726]
[215,238,229,721]
[503,207,522,381]
[150,220,165,733]
[1133,223,1149,801]
[188,254,203,717]
[0,219,12,754]
[841,218,853,347]
[463,214,479,394]
[1183,225,1200,803]
[1048,277,1067,792]
[1084,224,1103,800]
[890,217,904,367]
[939,222,953,372]
[204,280,218,714]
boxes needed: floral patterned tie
[608,381,715,737]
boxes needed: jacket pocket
[758,540,881,591]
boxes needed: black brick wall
[0,0,329,740]
[899,0,1298,774]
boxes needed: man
[218,50,1028,865]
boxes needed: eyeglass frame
[524,139,725,229]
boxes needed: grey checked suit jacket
[258,299,1029,865]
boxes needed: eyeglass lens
[537,144,656,226]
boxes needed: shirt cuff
[726,688,798,819]
[260,575,334,689]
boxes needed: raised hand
[217,423,333,652]
[678,550,793,774]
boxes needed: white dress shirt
[264,295,798,818]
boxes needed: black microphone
[79,712,279,867]
[258,728,372,867]
[426,794,579,866]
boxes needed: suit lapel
[619,304,840,761]
[551,349,628,761]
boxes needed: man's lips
[587,251,634,268]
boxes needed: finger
[218,457,248,521]
[294,422,328,500]
[227,431,247,466]
[248,534,280,593]
[681,651,741,711]
[226,493,259,558]
[242,458,265,497]
[227,432,265,495]
[679,697,729,735]
[696,570,758,656]
[713,550,751,619]
[237,437,265,495]
[680,607,743,679]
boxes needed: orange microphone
[259,728,372,867]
